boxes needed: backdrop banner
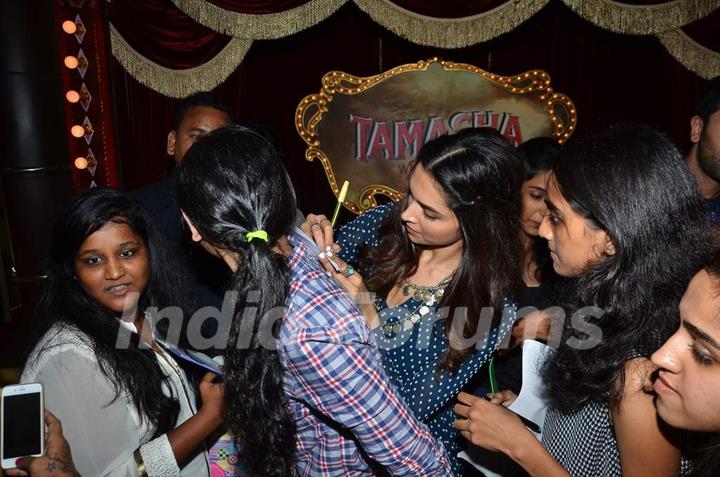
[296,58,576,213]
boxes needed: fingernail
[318,252,325,259]
[325,245,332,252]
[326,250,333,258]
[327,257,341,272]
[16,457,25,467]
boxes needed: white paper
[458,340,552,476]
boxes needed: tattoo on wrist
[43,452,76,475]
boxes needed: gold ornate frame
[295,57,576,214]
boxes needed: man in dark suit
[686,76,720,225]
[133,93,233,352]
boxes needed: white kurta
[21,324,210,477]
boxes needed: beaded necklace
[400,275,453,303]
[381,275,453,336]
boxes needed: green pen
[489,356,498,394]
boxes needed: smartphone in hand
[1,383,44,469]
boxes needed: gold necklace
[381,274,453,337]
[400,275,453,304]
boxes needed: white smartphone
[1,383,44,470]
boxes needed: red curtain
[685,8,720,50]
[109,0,230,68]
[110,0,718,221]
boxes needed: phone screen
[2,393,41,458]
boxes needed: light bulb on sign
[62,21,77,34]
[74,157,88,170]
[70,125,85,138]
[66,90,80,103]
[64,56,79,69]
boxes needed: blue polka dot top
[337,203,517,476]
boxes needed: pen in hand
[324,180,349,273]
[331,180,350,227]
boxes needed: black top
[520,282,555,310]
[467,282,557,400]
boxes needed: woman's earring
[605,240,617,257]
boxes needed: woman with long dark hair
[175,125,451,477]
[652,251,720,476]
[493,137,562,394]
[21,187,224,477]
[517,137,561,302]
[454,125,713,476]
[304,127,524,475]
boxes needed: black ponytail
[224,241,295,477]
[176,125,297,476]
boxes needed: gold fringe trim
[111,0,720,96]
[172,0,346,39]
[658,29,720,79]
[109,24,252,98]
[562,0,720,35]
[352,0,549,48]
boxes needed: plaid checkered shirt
[278,234,453,476]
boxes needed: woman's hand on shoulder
[303,212,380,329]
[316,252,380,329]
[301,213,340,254]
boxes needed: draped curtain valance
[108,0,720,97]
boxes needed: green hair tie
[245,230,269,243]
